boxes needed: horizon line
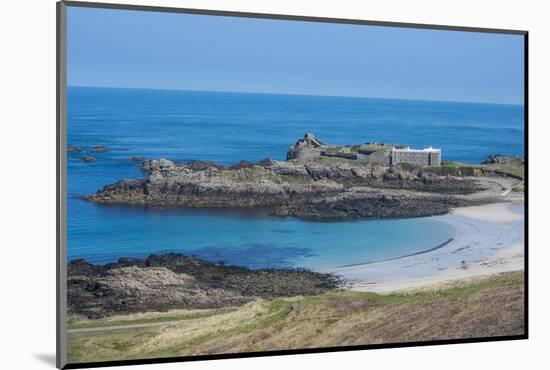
[67,84,525,107]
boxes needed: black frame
[56,1,529,368]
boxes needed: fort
[287,133,441,167]
[390,147,441,167]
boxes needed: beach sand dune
[327,202,525,293]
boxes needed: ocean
[67,86,524,268]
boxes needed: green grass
[359,144,394,153]
[68,307,236,330]
[431,159,524,180]
[397,161,479,176]
[323,146,359,155]
[482,163,524,179]
[68,271,524,363]
[317,156,375,165]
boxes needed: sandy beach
[327,201,525,293]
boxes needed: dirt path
[67,320,181,336]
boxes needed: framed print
[57,1,528,368]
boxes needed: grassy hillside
[439,160,524,180]
[68,271,524,364]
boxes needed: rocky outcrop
[68,253,340,318]
[482,154,524,165]
[90,145,108,153]
[85,157,489,220]
[271,191,475,220]
[81,156,96,163]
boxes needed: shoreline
[338,237,454,268]
[326,201,524,293]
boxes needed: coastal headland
[85,134,523,221]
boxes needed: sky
[67,6,525,105]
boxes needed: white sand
[326,202,525,293]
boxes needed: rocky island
[85,134,521,220]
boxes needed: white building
[390,146,442,167]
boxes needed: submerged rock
[81,156,96,163]
[90,145,108,153]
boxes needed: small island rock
[90,145,108,153]
[82,156,96,163]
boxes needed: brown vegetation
[68,271,524,364]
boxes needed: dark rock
[67,253,341,319]
[131,156,146,162]
[256,157,275,167]
[273,192,480,221]
[229,160,254,170]
[81,156,96,163]
[90,145,108,153]
[104,257,145,269]
[68,258,104,277]
[146,253,192,269]
[482,154,524,165]
[67,147,82,153]
[185,160,225,171]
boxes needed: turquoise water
[67,86,524,268]
[69,205,454,269]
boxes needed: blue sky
[67,6,524,105]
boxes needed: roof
[391,146,441,153]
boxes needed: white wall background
[0,0,547,369]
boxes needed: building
[390,146,441,167]
[337,147,351,154]
[287,133,441,167]
[287,133,327,161]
